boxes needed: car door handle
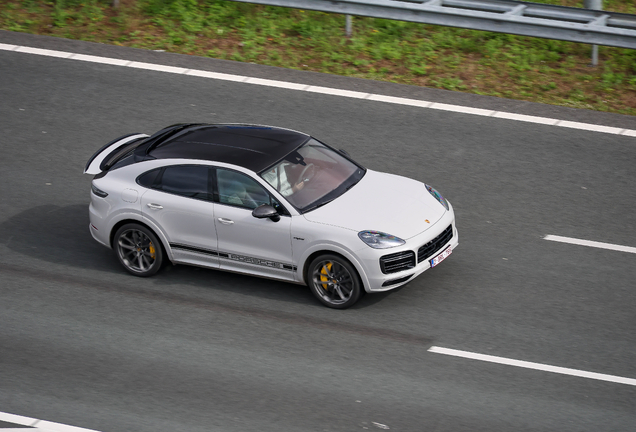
[147,203,163,210]
[218,217,234,225]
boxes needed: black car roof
[144,124,310,172]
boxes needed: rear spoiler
[84,133,149,175]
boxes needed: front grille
[380,250,415,274]
[417,225,453,263]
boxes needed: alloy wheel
[117,228,157,274]
[311,260,355,306]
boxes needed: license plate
[430,246,452,268]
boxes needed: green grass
[2,0,635,114]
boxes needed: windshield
[259,138,365,213]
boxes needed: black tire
[113,223,163,277]
[307,254,364,309]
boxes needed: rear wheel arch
[113,223,164,277]
[110,219,169,260]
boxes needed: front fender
[297,241,371,293]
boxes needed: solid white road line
[0,411,100,432]
[428,346,636,386]
[1,43,635,137]
[544,235,636,254]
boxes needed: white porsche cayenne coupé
[85,124,458,308]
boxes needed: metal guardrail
[226,0,636,49]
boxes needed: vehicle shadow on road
[0,204,119,273]
[0,204,396,309]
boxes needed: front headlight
[425,184,449,210]
[358,231,405,249]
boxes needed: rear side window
[137,168,161,188]
[160,165,212,201]
[138,165,212,201]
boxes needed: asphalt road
[1,31,635,432]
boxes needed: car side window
[137,168,161,188]
[156,165,212,201]
[216,169,280,211]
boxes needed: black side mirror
[252,204,280,222]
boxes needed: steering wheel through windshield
[297,163,316,186]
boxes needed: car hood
[302,170,447,240]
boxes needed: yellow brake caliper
[320,262,332,290]
[149,242,156,260]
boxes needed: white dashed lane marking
[1,43,635,137]
[428,347,636,386]
[0,412,100,432]
[544,235,636,254]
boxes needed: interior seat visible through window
[217,169,270,210]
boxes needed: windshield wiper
[346,181,359,191]
[304,198,335,213]
[345,170,365,191]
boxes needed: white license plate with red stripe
[430,246,452,267]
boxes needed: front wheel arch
[302,249,367,290]
[303,250,346,285]
[306,253,365,309]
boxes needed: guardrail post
[346,15,353,37]
[584,0,603,66]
